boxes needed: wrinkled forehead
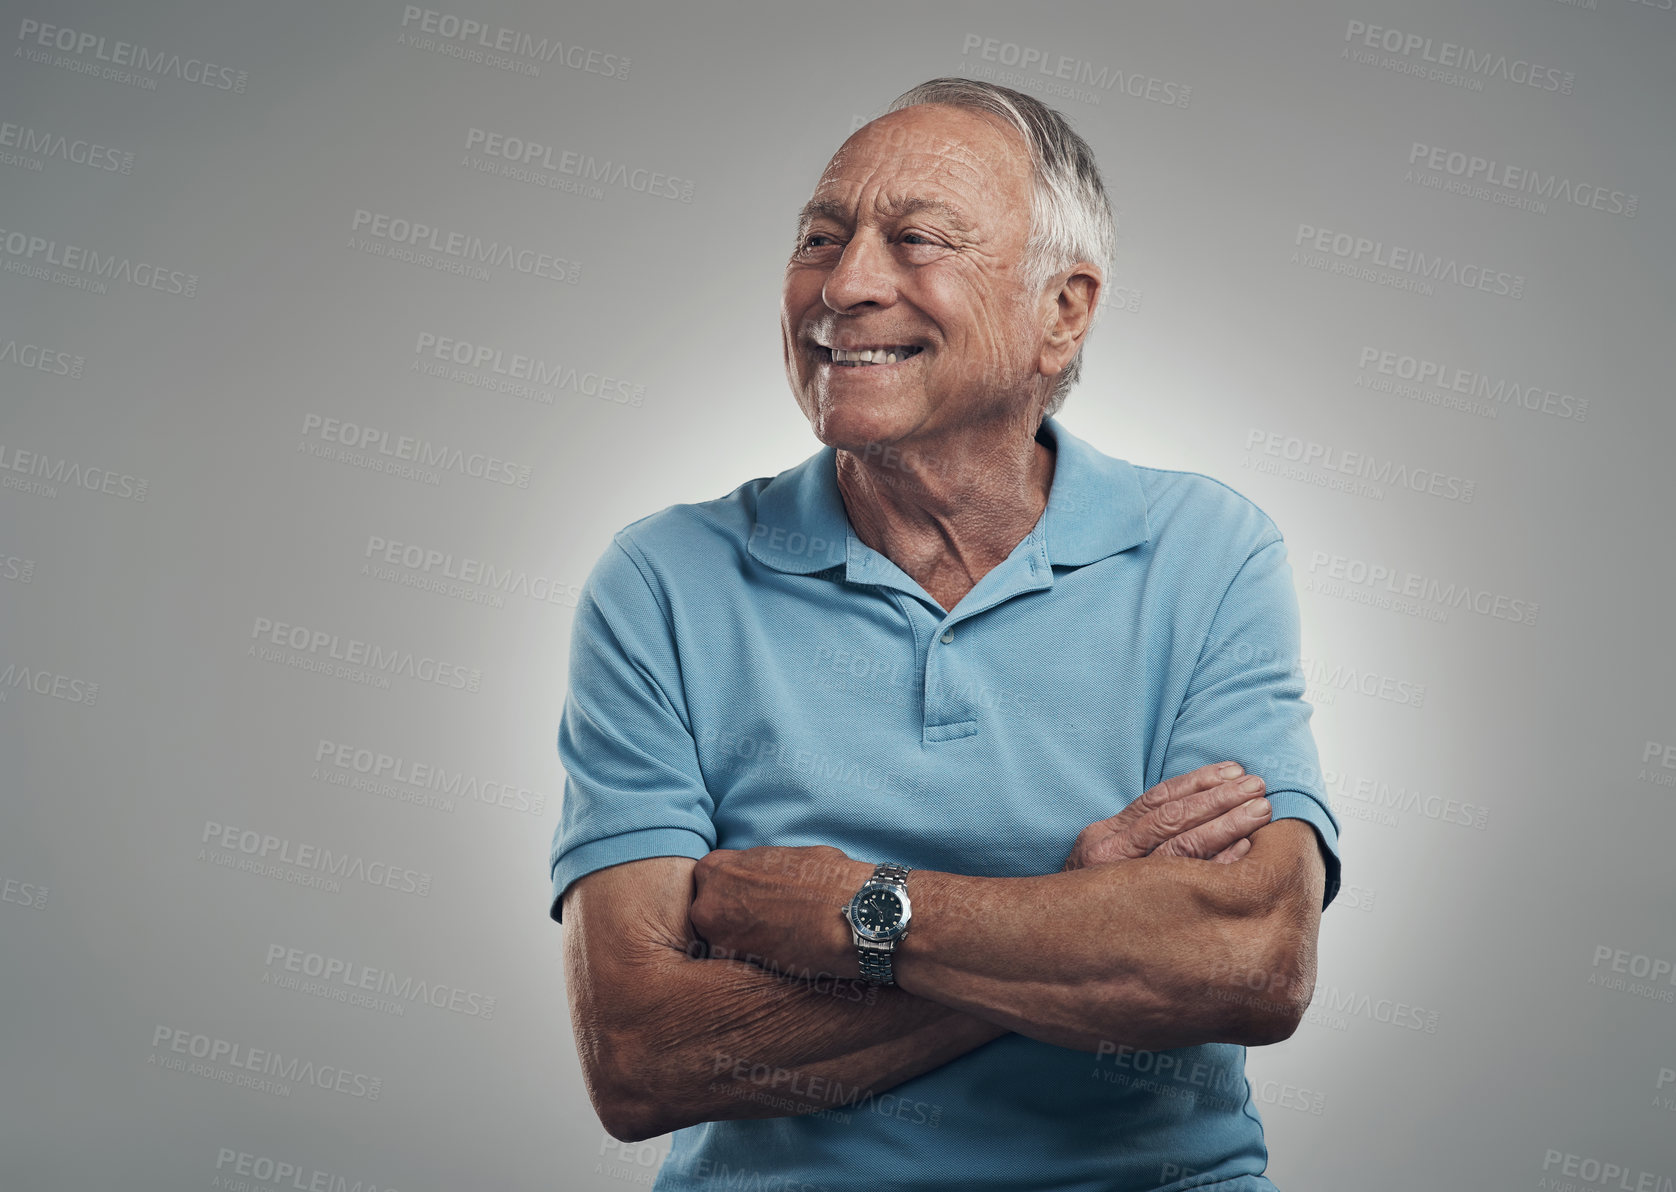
[801,107,1033,230]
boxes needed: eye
[898,232,949,256]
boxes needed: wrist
[841,861,915,986]
[826,857,873,977]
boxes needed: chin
[805,393,925,452]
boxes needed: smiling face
[780,104,1053,452]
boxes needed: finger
[1210,837,1253,865]
[1084,774,1265,863]
[1136,761,1247,813]
[1151,797,1272,861]
[1084,790,1262,866]
[1075,766,1257,865]
[1126,775,1266,854]
[1150,773,1265,833]
[691,849,731,887]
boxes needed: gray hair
[883,78,1116,418]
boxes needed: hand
[1063,762,1270,872]
[690,845,871,979]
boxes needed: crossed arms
[562,764,1328,1142]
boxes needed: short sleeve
[548,536,717,922]
[1160,535,1343,908]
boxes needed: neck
[835,414,1056,613]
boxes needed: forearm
[586,944,1005,1140]
[694,962,1005,1130]
[892,825,1321,1052]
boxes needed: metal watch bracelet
[854,862,910,986]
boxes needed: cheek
[925,276,1023,352]
[784,267,828,306]
[949,302,1025,362]
[779,306,810,367]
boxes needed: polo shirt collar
[746,415,1150,576]
[1037,416,1151,566]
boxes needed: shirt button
[940,629,954,644]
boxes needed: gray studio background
[3,1,1674,1189]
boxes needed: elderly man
[551,78,1340,1191]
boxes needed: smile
[823,345,924,367]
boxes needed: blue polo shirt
[551,415,1340,1192]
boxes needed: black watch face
[855,888,904,936]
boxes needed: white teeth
[829,346,915,365]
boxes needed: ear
[1037,263,1103,381]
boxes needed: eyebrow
[795,195,975,234]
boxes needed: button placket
[924,616,945,726]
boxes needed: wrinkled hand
[1064,762,1270,871]
[690,844,870,978]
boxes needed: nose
[822,232,896,312]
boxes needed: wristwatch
[841,862,912,985]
